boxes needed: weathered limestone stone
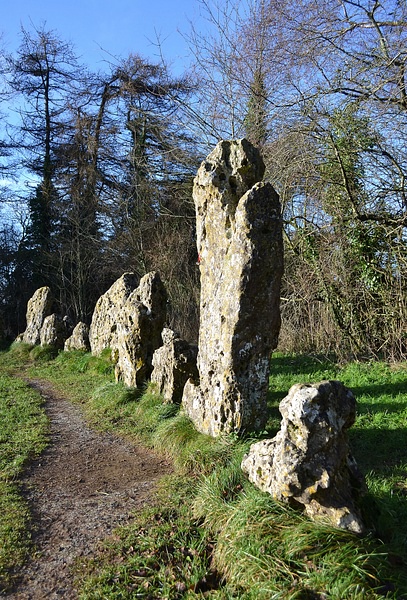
[241,381,366,533]
[20,286,54,345]
[89,273,139,355]
[182,139,283,436]
[151,328,198,403]
[64,322,90,352]
[113,271,167,388]
[40,314,70,349]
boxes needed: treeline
[0,0,406,361]
[0,27,200,340]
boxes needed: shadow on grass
[349,425,407,472]
[350,381,407,408]
[268,353,340,407]
[267,388,286,408]
[270,353,337,377]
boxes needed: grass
[75,475,225,599]
[1,345,407,598]
[0,348,49,591]
[200,484,387,599]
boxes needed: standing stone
[241,381,366,533]
[64,322,90,352]
[20,286,54,346]
[113,271,167,388]
[89,273,139,355]
[151,328,198,404]
[40,314,70,349]
[182,139,283,436]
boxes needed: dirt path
[4,378,171,600]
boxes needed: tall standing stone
[182,139,283,436]
[20,286,54,346]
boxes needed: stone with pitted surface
[19,286,54,346]
[89,273,139,355]
[241,381,366,533]
[40,314,70,349]
[113,271,167,388]
[151,328,198,404]
[64,322,90,352]
[182,139,283,436]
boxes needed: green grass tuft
[29,344,60,362]
[54,348,114,375]
[209,485,389,599]
[76,475,228,599]
[5,341,34,364]
[0,483,33,592]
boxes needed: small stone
[64,322,90,352]
[151,328,198,403]
[241,380,366,533]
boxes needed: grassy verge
[2,345,407,598]
[0,344,49,591]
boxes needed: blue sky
[0,0,207,202]
[2,0,200,73]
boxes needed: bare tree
[53,53,200,334]
[188,0,407,359]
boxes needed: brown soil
[3,378,171,600]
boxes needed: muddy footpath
[2,379,171,599]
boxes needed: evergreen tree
[8,25,81,294]
[244,67,268,147]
